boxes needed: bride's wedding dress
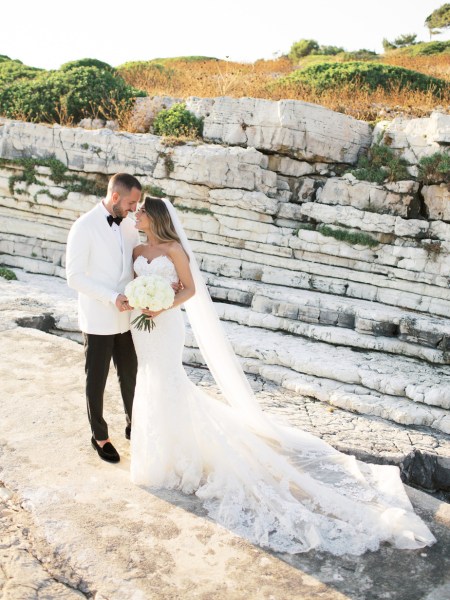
[130,254,435,555]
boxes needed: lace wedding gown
[130,254,436,555]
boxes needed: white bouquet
[125,274,175,332]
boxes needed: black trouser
[83,331,137,441]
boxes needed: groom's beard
[113,202,127,218]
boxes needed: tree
[289,39,319,62]
[393,33,417,47]
[382,38,396,52]
[425,3,450,38]
[382,33,417,51]
[317,45,345,55]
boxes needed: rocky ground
[1,270,450,599]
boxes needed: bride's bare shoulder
[133,244,147,259]
[166,241,187,260]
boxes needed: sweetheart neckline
[135,254,173,266]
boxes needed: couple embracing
[66,173,435,555]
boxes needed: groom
[66,173,142,463]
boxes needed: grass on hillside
[117,51,450,123]
[381,52,450,81]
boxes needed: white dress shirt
[100,201,123,251]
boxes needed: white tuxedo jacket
[66,203,140,335]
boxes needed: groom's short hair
[108,173,142,195]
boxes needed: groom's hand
[172,280,184,295]
[116,294,132,312]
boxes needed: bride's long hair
[144,196,182,244]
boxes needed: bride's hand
[141,308,164,318]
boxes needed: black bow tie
[107,214,123,227]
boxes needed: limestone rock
[153,144,277,195]
[299,202,430,238]
[187,97,372,164]
[316,178,420,217]
[423,184,450,221]
[374,111,450,164]
[0,119,161,174]
[78,117,107,129]
[209,189,279,215]
[267,155,328,177]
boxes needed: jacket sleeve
[66,220,118,305]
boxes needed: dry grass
[269,81,450,121]
[118,54,450,124]
[381,53,450,81]
[118,58,292,98]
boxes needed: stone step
[182,319,450,426]
[0,253,66,278]
[204,275,450,363]
[191,239,450,300]
[184,219,450,289]
[215,303,449,365]
[193,245,450,318]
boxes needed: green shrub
[277,61,449,96]
[415,41,450,55]
[418,152,450,184]
[0,61,42,86]
[118,60,167,73]
[175,204,212,215]
[0,54,14,63]
[143,184,165,198]
[59,58,115,72]
[317,225,379,247]
[0,66,145,123]
[1,156,108,199]
[340,49,378,61]
[351,142,410,184]
[293,223,316,235]
[386,41,450,56]
[0,266,17,280]
[316,45,345,56]
[153,103,203,138]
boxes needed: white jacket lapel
[94,204,123,262]
[120,218,136,280]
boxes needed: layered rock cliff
[1,98,449,443]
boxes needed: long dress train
[130,254,436,555]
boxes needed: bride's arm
[142,243,195,317]
[167,244,196,309]
[131,244,145,277]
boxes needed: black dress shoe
[91,437,120,463]
[125,424,131,440]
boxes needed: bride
[129,196,436,555]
